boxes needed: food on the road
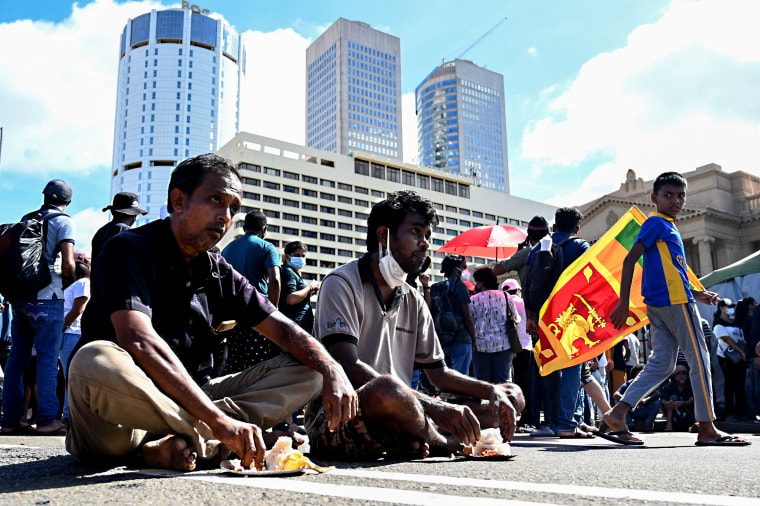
[464,428,511,457]
[228,436,334,473]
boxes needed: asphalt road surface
[2,430,759,505]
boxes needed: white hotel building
[111,7,244,224]
[217,133,556,283]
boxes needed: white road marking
[329,469,760,506]
[183,474,551,505]
[157,468,760,506]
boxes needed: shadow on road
[0,454,156,495]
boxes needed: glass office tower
[111,8,245,223]
[416,59,509,193]
[306,18,402,161]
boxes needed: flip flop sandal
[593,430,644,446]
[695,436,751,446]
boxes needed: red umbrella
[438,225,527,259]
[437,225,527,260]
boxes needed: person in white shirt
[60,252,91,423]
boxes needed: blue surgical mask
[289,256,305,270]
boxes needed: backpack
[0,210,66,302]
[523,236,575,315]
[430,278,459,346]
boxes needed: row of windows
[236,158,522,226]
[416,79,456,109]
[353,159,470,198]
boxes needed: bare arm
[266,266,281,307]
[424,366,522,442]
[111,310,267,470]
[322,340,380,388]
[419,274,432,309]
[610,242,646,329]
[63,295,88,330]
[461,302,476,343]
[285,282,319,306]
[60,242,75,289]
[256,313,358,429]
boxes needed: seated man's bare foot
[142,435,197,471]
[388,438,430,460]
[428,433,462,457]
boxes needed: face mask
[289,256,305,270]
[461,269,471,281]
[378,233,408,291]
[725,307,735,317]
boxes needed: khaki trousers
[65,340,321,461]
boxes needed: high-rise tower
[306,18,402,161]
[111,7,245,223]
[416,59,509,193]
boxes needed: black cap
[103,192,148,216]
[43,179,73,203]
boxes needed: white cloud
[0,0,165,176]
[402,92,418,164]
[527,47,536,56]
[71,207,109,256]
[239,28,309,145]
[520,0,760,206]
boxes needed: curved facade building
[416,59,509,193]
[111,8,245,223]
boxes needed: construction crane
[456,16,508,60]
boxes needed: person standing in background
[59,251,91,426]
[90,192,147,270]
[279,241,320,333]
[1,180,75,435]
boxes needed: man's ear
[650,191,657,204]
[376,225,388,249]
[169,188,186,214]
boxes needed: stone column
[692,235,715,276]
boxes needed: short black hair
[43,195,70,207]
[473,267,498,290]
[284,240,306,256]
[554,207,582,233]
[167,153,240,213]
[74,261,90,280]
[244,210,267,234]
[441,254,465,277]
[366,190,438,252]
[653,172,687,194]
[527,215,550,242]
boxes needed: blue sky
[1,0,759,251]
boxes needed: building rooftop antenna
[456,16,508,60]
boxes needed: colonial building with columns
[577,164,760,278]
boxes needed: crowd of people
[0,158,751,472]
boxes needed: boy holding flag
[606,172,749,446]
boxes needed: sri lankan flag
[534,206,705,375]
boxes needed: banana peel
[280,451,334,473]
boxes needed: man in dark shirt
[90,192,147,270]
[67,154,356,472]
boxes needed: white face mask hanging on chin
[378,232,409,292]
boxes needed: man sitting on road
[307,190,524,460]
[66,154,356,471]
[660,364,696,432]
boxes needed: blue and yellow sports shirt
[636,213,694,307]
